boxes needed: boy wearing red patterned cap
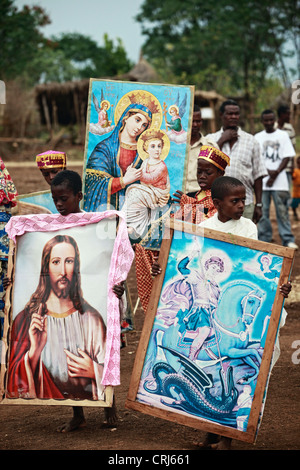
[36,150,67,186]
[172,145,230,224]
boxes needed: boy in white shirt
[152,175,292,449]
[199,175,258,239]
[197,175,292,449]
[199,176,291,326]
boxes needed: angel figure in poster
[124,128,171,240]
[89,93,114,135]
[258,253,281,280]
[7,234,107,401]
[244,252,281,284]
[164,93,188,144]
[84,90,162,212]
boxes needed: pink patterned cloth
[5,210,134,386]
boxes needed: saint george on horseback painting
[126,222,294,443]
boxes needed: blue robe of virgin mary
[83,102,153,212]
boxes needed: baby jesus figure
[124,128,170,239]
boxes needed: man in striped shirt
[206,99,267,223]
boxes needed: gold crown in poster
[114,89,163,129]
[127,91,161,115]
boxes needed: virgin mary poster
[82,79,194,246]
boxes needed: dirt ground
[0,155,299,452]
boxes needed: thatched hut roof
[35,79,88,95]
[117,56,161,83]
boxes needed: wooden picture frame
[126,219,295,443]
[0,211,133,409]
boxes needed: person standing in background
[291,155,300,221]
[275,105,296,189]
[206,99,267,223]
[255,109,297,249]
[36,150,67,186]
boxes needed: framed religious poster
[82,78,194,249]
[126,219,295,443]
[0,211,133,408]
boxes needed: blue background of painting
[163,230,283,344]
[18,191,58,213]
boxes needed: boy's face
[197,159,223,191]
[214,185,246,222]
[51,182,82,216]
[40,167,64,185]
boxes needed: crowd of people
[205,100,298,247]
[170,99,298,247]
[0,97,298,450]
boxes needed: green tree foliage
[136,0,299,97]
[50,32,133,80]
[0,1,133,86]
[0,0,50,81]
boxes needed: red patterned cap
[36,150,67,169]
[198,145,230,171]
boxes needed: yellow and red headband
[198,145,230,171]
[36,150,67,169]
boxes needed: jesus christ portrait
[7,234,107,401]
